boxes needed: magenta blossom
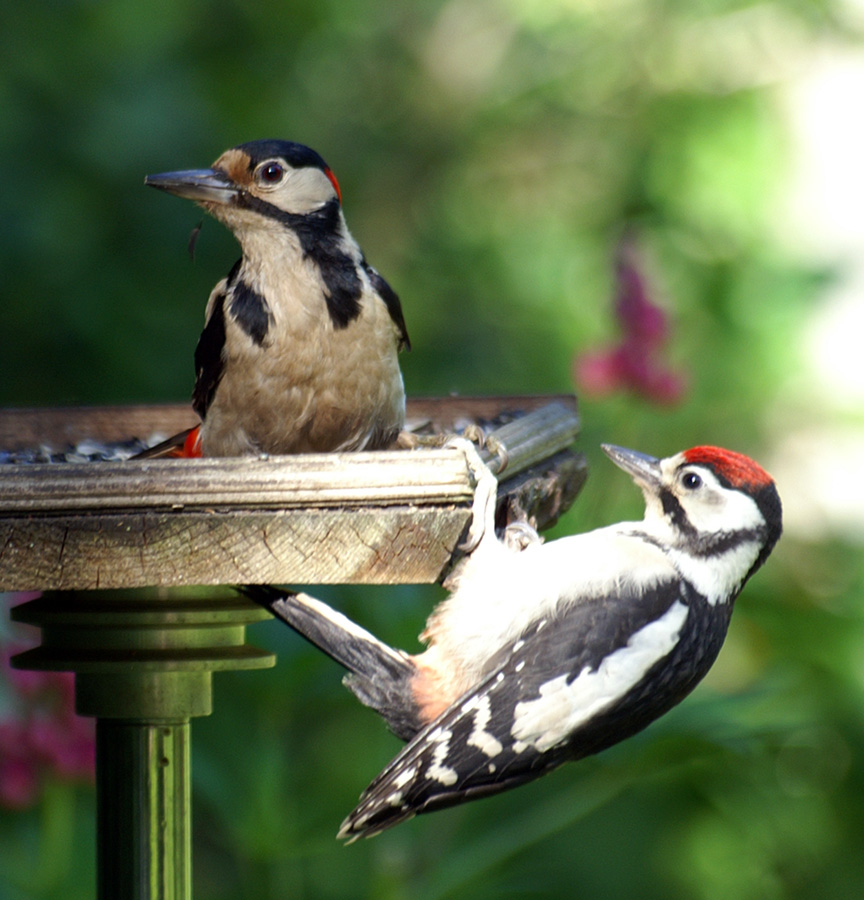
[0,594,95,809]
[574,237,687,405]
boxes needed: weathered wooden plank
[0,451,474,513]
[0,449,587,592]
[0,397,583,592]
[0,506,470,591]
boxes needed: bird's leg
[396,420,509,552]
[444,437,500,553]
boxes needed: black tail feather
[241,585,422,741]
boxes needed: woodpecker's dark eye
[259,162,284,184]
[681,471,703,490]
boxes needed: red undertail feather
[180,425,203,458]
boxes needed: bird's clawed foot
[395,424,508,473]
[396,422,510,554]
[501,521,543,552]
[444,437,499,553]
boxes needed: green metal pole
[11,590,275,900]
[96,720,191,900]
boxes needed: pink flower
[0,594,95,810]
[574,236,687,405]
[0,721,41,809]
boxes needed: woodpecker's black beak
[602,444,662,491]
[145,168,238,205]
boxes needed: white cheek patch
[684,484,764,536]
[278,166,339,214]
[511,600,689,753]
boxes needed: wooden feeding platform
[0,395,585,900]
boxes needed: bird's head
[602,443,782,593]
[145,139,343,233]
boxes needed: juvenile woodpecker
[246,442,782,840]
[142,140,409,457]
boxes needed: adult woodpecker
[246,441,782,840]
[141,140,409,458]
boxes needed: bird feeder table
[0,396,585,900]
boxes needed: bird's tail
[133,425,202,459]
[242,586,422,741]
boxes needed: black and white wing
[339,576,730,841]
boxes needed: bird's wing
[364,264,410,351]
[339,578,691,840]
[192,282,229,420]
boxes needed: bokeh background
[3,0,864,897]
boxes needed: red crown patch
[683,446,773,490]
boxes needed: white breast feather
[428,525,678,686]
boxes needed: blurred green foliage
[3,0,864,898]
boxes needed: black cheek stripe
[660,489,695,536]
[235,194,363,330]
